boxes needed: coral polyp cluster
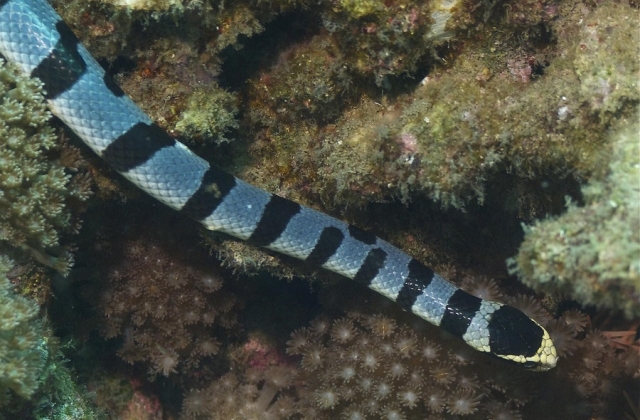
[86,209,241,379]
[286,305,639,420]
[0,256,45,405]
[182,366,298,419]
[0,59,90,273]
[289,313,503,419]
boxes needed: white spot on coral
[558,105,570,120]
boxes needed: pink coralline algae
[235,334,290,371]
[507,58,534,84]
[396,132,419,155]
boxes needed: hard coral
[0,59,89,273]
[181,367,298,420]
[509,121,640,319]
[290,312,512,420]
[248,34,353,128]
[87,209,241,379]
[174,85,238,144]
[573,2,640,117]
[0,256,45,405]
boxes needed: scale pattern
[0,0,558,370]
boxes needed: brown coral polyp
[365,314,397,338]
[331,318,356,343]
[182,389,208,417]
[88,209,240,379]
[289,312,537,419]
[446,388,482,416]
[545,318,579,357]
[152,348,179,376]
[300,345,325,371]
[424,387,446,413]
[285,327,311,355]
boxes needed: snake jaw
[532,327,559,371]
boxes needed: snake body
[0,0,557,370]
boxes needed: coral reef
[289,313,493,419]
[0,255,101,419]
[181,367,298,419]
[50,0,639,214]
[48,0,637,215]
[509,121,640,319]
[0,256,45,406]
[1,0,638,418]
[0,59,90,274]
[314,0,638,210]
[322,0,468,86]
[228,0,638,221]
[83,207,242,380]
[177,298,639,420]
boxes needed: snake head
[487,304,558,371]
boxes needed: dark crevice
[218,11,321,90]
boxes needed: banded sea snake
[0,0,558,370]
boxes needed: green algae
[303,0,639,211]
[175,85,239,144]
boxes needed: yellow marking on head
[485,320,557,371]
[497,325,557,371]
[535,327,558,371]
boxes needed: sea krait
[0,0,558,370]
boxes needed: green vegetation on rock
[508,121,640,319]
